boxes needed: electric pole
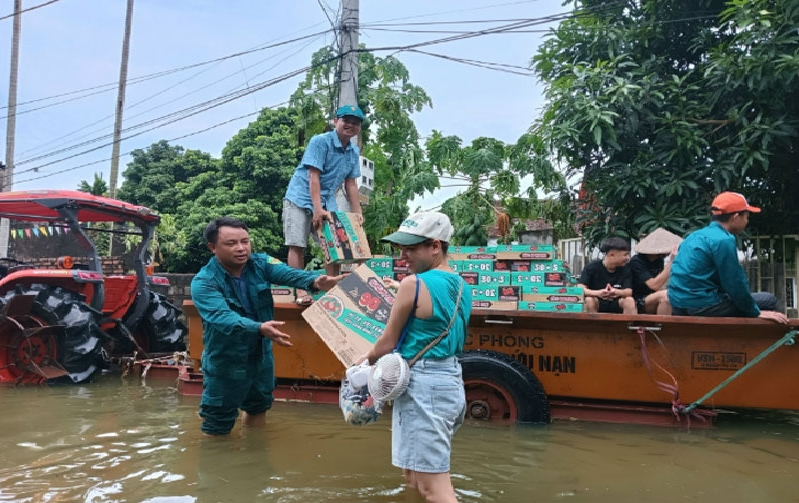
[337,0,359,109]
[1,0,22,257]
[334,0,360,212]
[108,0,134,201]
[108,0,134,257]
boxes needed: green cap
[335,105,364,121]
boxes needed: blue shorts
[391,356,466,473]
[199,356,275,435]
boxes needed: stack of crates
[448,245,584,312]
[338,248,585,313]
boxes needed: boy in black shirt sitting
[578,237,635,314]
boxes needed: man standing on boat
[668,192,788,323]
[578,237,636,314]
[191,217,343,436]
[282,104,364,305]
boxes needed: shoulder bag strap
[408,279,464,367]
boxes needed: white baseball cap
[381,211,454,245]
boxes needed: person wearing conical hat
[630,228,682,315]
[668,192,788,323]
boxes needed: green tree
[77,172,108,196]
[427,131,568,245]
[533,0,799,244]
[162,107,303,272]
[117,140,218,215]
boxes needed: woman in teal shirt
[366,211,471,503]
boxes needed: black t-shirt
[578,259,632,292]
[629,254,664,300]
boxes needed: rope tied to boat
[636,327,711,425]
[681,329,797,414]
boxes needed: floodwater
[1,375,798,503]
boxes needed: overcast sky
[0,0,566,208]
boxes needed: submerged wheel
[461,350,550,424]
[118,292,186,354]
[1,285,108,384]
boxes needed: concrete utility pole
[337,0,359,109]
[108,0,134,257]
[334,0,360,212]
[1,0,23,257]
[109,0,134,200]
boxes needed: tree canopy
[534,0,799,244]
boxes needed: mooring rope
[681,329,797,414]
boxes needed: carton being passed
[302,264,394,367]
[317,211,372,264]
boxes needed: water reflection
[0,376,797,502]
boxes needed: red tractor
[0,190,186,385]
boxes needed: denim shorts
[391,356,466,473]
[199,356,275,435]
[282,199,322,248]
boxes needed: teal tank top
[398,269,472,360]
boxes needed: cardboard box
[392,258,410,273]
[530,260,566,273]
[476,272,512,286]
[494,260,535,272]
[448,245,498,261]
[470,286,500,300]
[302,265,395,367]
[394,272,410,282]
[364,257,393,270]
[317,211,372,264]
[517,301,584,313]
[448,260,464,272]
[497,285,521,301]
[460,260,494,273]
[271,285,295,304]
[471,300,518,311]
[496,244,557,261]
[522,286,584,303]
[512,271,569,287]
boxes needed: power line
[6,57,338,182]
[0,28,332,114]
[361,0,545,25]
[16,32,326,160]
[10,4,623,180]
[0,0,61,22]
[403,49,534,76]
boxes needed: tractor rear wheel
[1,285,108,383]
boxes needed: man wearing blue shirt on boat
[283,104,364,305]
[668,192,788,324]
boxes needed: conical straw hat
[635,228,683,254]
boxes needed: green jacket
[190,253,319,379]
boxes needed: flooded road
[1,375,798,502]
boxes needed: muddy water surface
[0,375,797,502]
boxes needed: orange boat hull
[183,302,799,412]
